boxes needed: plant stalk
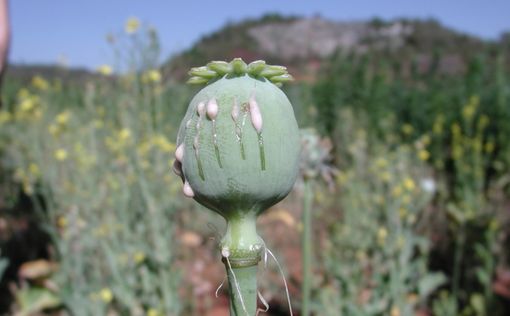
[302,180,313,316]
[224,263,259,316]
[221,215,263,316]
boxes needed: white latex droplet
[175,143,184,162]
[249,95,263,133]
[207,98,219,120]
[197,102,206,116]
[183,180,194,198]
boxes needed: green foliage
[316,110,445,316]
[0,23,188,316]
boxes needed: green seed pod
[174,58,299,315]
[175,59,299,221]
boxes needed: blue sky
[10,0,510,70]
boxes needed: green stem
[225,264,258,316]
[221,215,263,316]
[302,180,313,316]
[452,225,465,299]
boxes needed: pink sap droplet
[175,143,184,162]
[183,180,194,198]
[249,96,263,133]
[207,98,219,120]
[197,102,206,116]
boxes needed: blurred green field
[0,18,509,316]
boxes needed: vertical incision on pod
[231,98,246,160]
[194,102,206,180]
[207,98,222,168]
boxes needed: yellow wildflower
[489,219,499,232]
[473,138,482,152]
[17,88,30,99]
[402,123,413,135]
[22,182,34,195]
[397,235,405,250]
[147,308,161,316]
[452,143,463,161]
[433,115,444,135]
[380,171,391,183]
[485,141,495,153]
[399,207,408,219]
[0,111,11,123]
[451,123,461,136]
[392,185,402,197]
[28,163,40,177]
[153,135,175,153]
[97,64,113,76]
[119,128,132,142]
[133,251,146,264]
[390,305,400,316]
[462,95,479,120]
[93,119,104,129]
[56,111,71,125]
[125,17,140,34]
[54,149,68,161]
[407,214,416,224]
[99,288,113,303]
[418,149,430,161]
[48,124,59,136]
[355,250,367,262]
[143,69,162,83]
[375,157,388,169]
[31,75,49,91]
[377,227,388,245]
[19,98,35,112]
[478,115,489,130]
[57,216,68,228]
[403,177,416,191]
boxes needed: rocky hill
[162,14,498,81]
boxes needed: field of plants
[0,18,509,316]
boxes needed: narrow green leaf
[230,58,247,74]
[188,66,217,79]
[207,61,232,75]
[247,60,266,76]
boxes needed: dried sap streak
[194,102,206,180]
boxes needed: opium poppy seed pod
[174,58,299,316]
